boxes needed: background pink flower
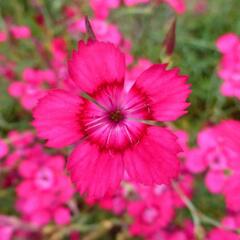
[0,139,8,159]
[10,25,31,39]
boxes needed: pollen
[109,109,125,123]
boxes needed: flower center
[109,109,125,123]
[142,206,159,224]
[35,167,54,190]
[80,82,153,152]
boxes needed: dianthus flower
[16,146,74,226]
[208,228,239,240]
[86,187,127,215]
[8,68,57,110]
[33,39,190,198]
[0,138,8,159]
[0,219,13,240]
[127,184,174,237]
[90,0,120,19]
[216,33,240,100]
[10,25,31,39]
[186,120,240,198]
[0,31,7,42]
[163,0,186,14]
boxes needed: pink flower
[208,228,239,240]
[33,40,190,199]
[204,170,226,194]
[90,0,120,19]
[8,68,57,110]
[221,214,240,230]
[216,33,239,54]
[168,231,189,240]
[0,139,8,159]
[223,174,240,212]
[0,225,13,240]
[16,148,74,226]
[215,120,240,155]
[23,68,55,85]
[8,130,34,148]
[186,120,240,194]
[187,121,240,174]
[216,33,240,99]
[128,186,174,237]
[163,0,186,14]
[147,230,168,240]
[0,215,39,240]
[185,148,207,173]
[54,207,71,225]
[10,25,31,39]
[51,37,67,65]
[92,187,127,215]
[0,31,7,42]
[63,6,78,18]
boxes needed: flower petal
[33,89,82,148]
[124,126,181,185]
[67,142,124,198]
[215,120,240,153]
[135,64,191,121]
[216,33,239,53]
[68,41,125,93]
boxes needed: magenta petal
[215,120,240,153]
[163,0,186,14]
[68,41,125,93]
[135,64,191,121]
[33,89,83,148]
[124,126,181,185]
[68,142,124,198]
[18,160,37,178]
[185,148,207,174]
[205,171,225,194]
[54,207,71,225]
[216,33,239,53]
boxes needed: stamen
[109,110,125,123]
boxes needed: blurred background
[0,0,240,239]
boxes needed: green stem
[81,92,107,111]
[172,181,203,239]
[172,181,240,237]
[128,118,164,126]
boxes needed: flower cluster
[185,120,240,239]
[16,145,74,226]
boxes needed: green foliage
[192,175,225,220]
